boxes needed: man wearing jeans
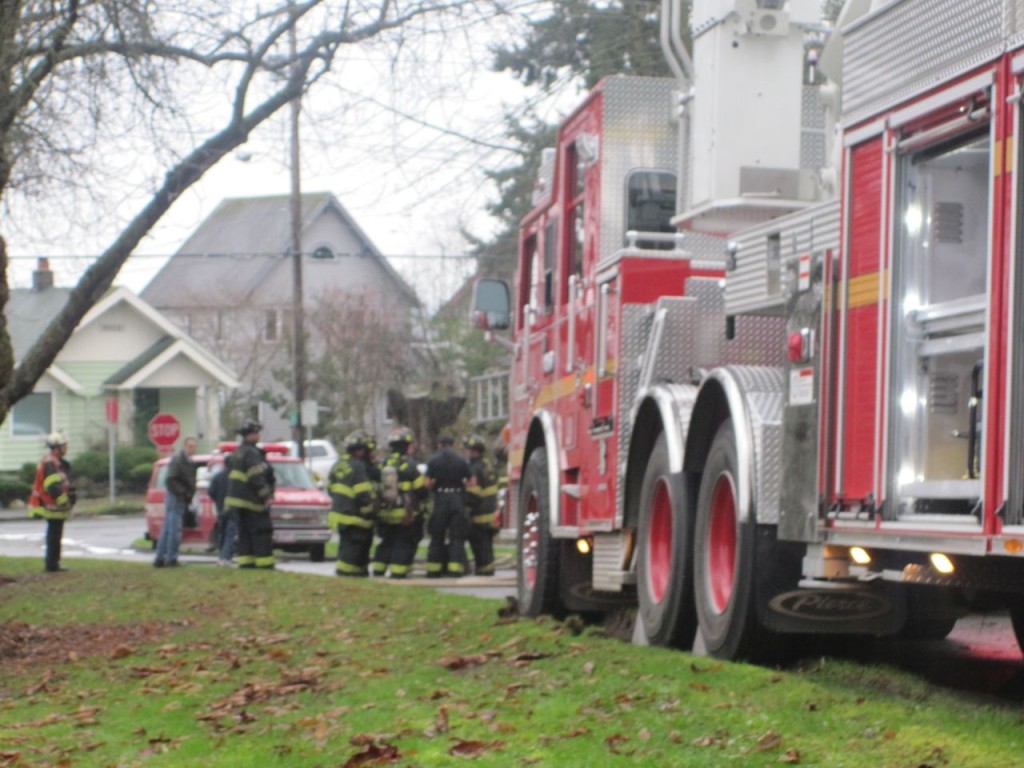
[154,436,198,568]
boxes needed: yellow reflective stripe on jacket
[225,496,267,512]
[378,508,407,524]
[329,511,374,529]
[30,507,70,520]
[471,512,497,525]
[229,469,248,482]
[330,483,355,497]
[466,485,497,498]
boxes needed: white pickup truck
[283,439,339,482]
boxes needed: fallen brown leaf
[605,733,635,756]
[779,748,801,763]
[342,742,399,767]
[755,731,783,752]
[438,654,489,670]
[448,739,504,757]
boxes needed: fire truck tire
[637,432,696,648]
[309,543,326,563]
[1007,600,1024,652]
[518,447,562,618]
[693,419,763,661]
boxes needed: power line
[6,251,479,261]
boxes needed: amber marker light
[1004,539,1024,555]
[929,553,955,574]
[576,538,592,555]
[849,547,872,565]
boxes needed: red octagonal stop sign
[148,413,181,447]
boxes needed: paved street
[0,510,516,600]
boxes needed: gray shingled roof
[7,287,72,360]
[141,192,418,308]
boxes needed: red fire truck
[474,0,1024,660]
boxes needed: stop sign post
[148,413,181,456]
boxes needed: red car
[144,444,332,561]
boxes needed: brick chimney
[32,257,53,291]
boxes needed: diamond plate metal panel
[844,0,1002,119]
[725,367,786,524]
[599,78,679,267]
[801,85,828,169]
[1010,0,1024,32]
[617,303,656,516]
[684,278,788,368]
[650,297,700,386]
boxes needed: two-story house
[141,192,421,441]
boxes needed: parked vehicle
[473,0,1024,661]
[144,443,331,561]
[282,439,339,481]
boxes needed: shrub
[115,446,157,476]
[19,463,36,485]
[73,446,158,484]
[0,479,32,506]
[72,451,108,483]
[125,463,154,493]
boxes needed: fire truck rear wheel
[1007,599,1024,652]
[309,543,326,563]
[694,419,762,661]
[637,432,696,648]
[518,447,562,618]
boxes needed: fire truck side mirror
[471,278,511,331]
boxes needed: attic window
[264,309,280,342]
[312,246,335,260]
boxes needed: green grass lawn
[0,558,1021,766]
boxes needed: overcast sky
[5,4,580,313]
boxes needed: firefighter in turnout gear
[328,430,376,576]
[424,435,473,577]
[225,420,276,569]
[463,434,499,576]
[372,426,427,578]
[29,432,76,573]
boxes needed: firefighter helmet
[344,430,368,452]
[45,431,68,448]
[463,434,486,453]
[237,419,262,436]
[387,425,415,448]
[365,434,378,453]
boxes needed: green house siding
[58,362,124,452]
[159,388,198,443]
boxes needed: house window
[264,309,279,342]
[11,392,52,437]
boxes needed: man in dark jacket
[424,435,472,578]
[207,465,234,565]
[154,436,198,567]
[226,420,275,569]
